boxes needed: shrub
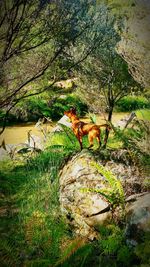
[48,95,88,120]
[116,96,150,112]
[98,224,134,267]
[0,109,22,125]
[0,94,88,124]
[64,95,88,116]
[136,109,150,121]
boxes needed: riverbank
[0,112,130,145]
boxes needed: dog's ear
[70,107,76,114]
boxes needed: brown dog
[64,107,110,150]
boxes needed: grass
[135,109,150,121]
[0,115,149,266]
[0,148,73,266]
[115,96,150,112]
[0,127,91,266]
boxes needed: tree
[76,5,141,146]
[105,0,150,88]
[0,0,98,133]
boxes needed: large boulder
[125,192,150,245]
[59,150,112,240]
[52,115,72,132]
[59,149,148,240]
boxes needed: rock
[25,134,44,151]
[0,147,10,160]
[52,115,72,132]
[125,192,150,245]
[0,144,17,160]
[59,150,112,239]
[59,148,147,239]
[104,155,145,196]
[115,112,136,129]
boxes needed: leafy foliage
[116,96,150,112]
[0,93,88,124]
[134,233,150,266]
[0,126,149,266]
[113,118,150,158]
[0,0,99,132]
[55,238,92,267]
[97,224,134,267]
[48,95,88,121]
[0,239,20,267]
[82,162,125,210]
[75,3,140,146]
[0,1,149,266]
[77,4,140,114]
[136,109,150,121]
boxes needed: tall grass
[0,125,91,266]
[0,146,74,266]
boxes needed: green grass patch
[0,147,73,266]
[135,109,150,121]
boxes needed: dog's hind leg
[88,134,94,149]
[96,136,101,147]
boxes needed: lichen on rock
[59,150,112,239]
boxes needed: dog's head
[64,107,76,118]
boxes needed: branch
[114,87,129,103]
[0,37,100,133]
[0,21,91,109]
[15,43,98,101]
[0,97,21,135]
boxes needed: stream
[0,123,54,145]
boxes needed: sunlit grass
[47,127,81,151]
[0,148,72,266]
[136,109,150,121]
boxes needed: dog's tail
[97,124,111,130]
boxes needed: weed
[97,224,134,267]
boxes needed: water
[0,123,54,145]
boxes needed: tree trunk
[103,106,113,148]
